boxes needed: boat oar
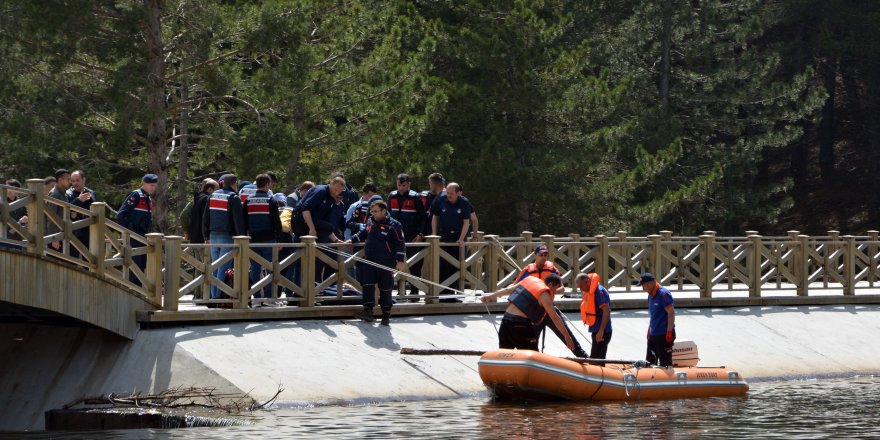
[400,348,647,366]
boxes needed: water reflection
[2,376,877,439]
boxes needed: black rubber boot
[354,306,375,322]
[380,310,391,326]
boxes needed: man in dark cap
[640,272,676,367]
[117,173,158,286]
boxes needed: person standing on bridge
[66,170,96,260]
[389,173,426,301]
[244,174,283,304]
[204,174,245,306]
[46,168,70,252]
[116,174,158,286]
[431,182,472,302]
[640,272,676,367]
[348,200,407,326]
[481,274,574,352]
[577,272,612,363]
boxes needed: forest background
[1,0,878,237]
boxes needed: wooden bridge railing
[3,179,879,313]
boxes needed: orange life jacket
[508,276,553,324]
[580,273,600,325]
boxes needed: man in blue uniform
[640,272,676,367]
[117,173,158,286]
[577,272,613,363]
[204,174,245,305]
[348,200,407,326]
[292,176,347,282]
[431,182,472,302]
[389,173,426,299]
[244,174,283,304]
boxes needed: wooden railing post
[485,234,499,292]
[568,233,581,285]
[425,235,441,304]
[518,231,533,267]
[89,202,107,277]
[25,179,45,253]
[843,235,856,295]
[300,236,317,307]
[233,235,251,309]
[869,230,879,286]
[595,234,608,286]
[163,236,182,311]
[616,231,628,289]
[145,233,164,303]
[748,234,763,298]
[660,230,673,278]
[828,230,840,289]
[473,231,486,288]
[649,234,662,277]
[797,235,811,296]
[699,232,715,298]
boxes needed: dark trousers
[590,332,612,364]
[438,237,462,297]
[646,331,675,367]
[70,230,89,260]
[292,218,337,282]
[130,240,145,287]
[498,314,538,351]
[404,238,421,295]
[537,307,588,357]
[358,260,394,310]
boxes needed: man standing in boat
[518,244,589,358]
[577,273,612,363]
[481,274,574,352]
[640,272,676,367]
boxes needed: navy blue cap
[534,244,549,254]
[143,174,158,183]
[639,272,656,285]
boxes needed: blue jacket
[351,216,406,263]
[244,190,282,242]
[117,188,152,235]
[295,184,345,232]
[205,188,245,236]
[389,189,425,239]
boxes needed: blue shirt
[432,195,473,238]
[648,285,674,335]
[588,285,613,334]
[296,184,346,231]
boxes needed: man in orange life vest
[640,272,676,367]
[517,245,589,358]
[481,274,574,352]
[577,272,612,362]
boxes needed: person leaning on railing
[66,170,96,260]
[46,168,70,252]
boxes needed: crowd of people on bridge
[4,169,676,364]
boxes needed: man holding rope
[516,245,590,358]
[347,200,407,326]
[481,274,574,352]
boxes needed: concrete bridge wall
[2,304,879,431]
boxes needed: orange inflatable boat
[479,348,749,401]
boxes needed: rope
[315,244,499,334]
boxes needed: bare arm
[665,304,675,331]
[480,284,518,303]
[457,219,470,244]
[596,303,610,342]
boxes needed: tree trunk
[659,0,673,113]
[285,95,305,188]
[818,58,837,183]
[144,0,168,232]
[175,82,190,235]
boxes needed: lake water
[4,375,878,439]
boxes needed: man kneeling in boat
[481,274,574,352]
